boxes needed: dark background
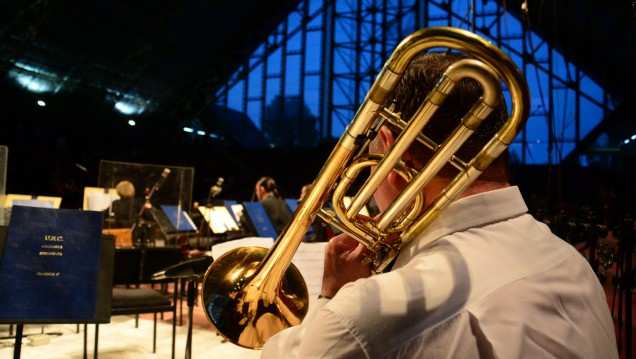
[1,0,635,226]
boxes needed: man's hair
[257,176,281,198]
[116,180,135,198]
[387,51,509,181]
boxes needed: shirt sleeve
[261,297,367,359]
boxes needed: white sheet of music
[211,237,326,305]
[291,242,326,304]
[210,236,274,259]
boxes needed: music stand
[152,255,213,359]
[198,205,240,234]
[0,207,114,359]
[151,205,198,243]
[241,201,279,239]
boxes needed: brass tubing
[200,26,530,350]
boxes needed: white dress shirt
[261,186,618,358]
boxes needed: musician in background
[262,52,617,357]
[298,183,327,242]
[254,176,292,235]
[109,180,141,228]
[109,180,151,228]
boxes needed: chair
[89,246,181,359]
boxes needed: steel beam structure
[212,0,612,168]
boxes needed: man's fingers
[330,232,359,246]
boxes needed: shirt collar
[394,186,528,268]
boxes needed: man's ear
[378,126,412,189]
[377,126,396,152]
[377,127,408,188]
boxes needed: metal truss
[212,0,612,167]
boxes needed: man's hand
[320,233,372,298]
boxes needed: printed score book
[0,206,113,324]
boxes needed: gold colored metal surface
[201,246,307,349]
[200,26,530,349]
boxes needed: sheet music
[211,238,326,305]
[12,199,55,208]
[211,236,274,259]
[291,242,326,304]
[199,206,240,233]
[87,191,120,211]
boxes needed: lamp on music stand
[153,255,214,359]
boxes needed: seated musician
[261,52,618,358]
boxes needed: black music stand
[152,255,213,359]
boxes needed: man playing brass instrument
[261,52,618,358]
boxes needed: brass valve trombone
[201,26,530,349]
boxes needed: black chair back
[112,247,181,285]
[140,247,182,283]
[112,248,143,285]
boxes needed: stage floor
[0,302,260,359]
[1,272,633,359]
